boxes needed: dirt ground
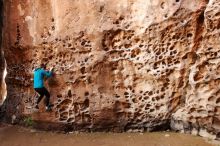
[0,124,219,146]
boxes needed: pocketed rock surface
[1,0,220,139]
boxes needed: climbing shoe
[45,105,52,112]
[45,106,52,112]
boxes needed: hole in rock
[216,98,220,104]
[161,2,165,9]
[68,90,72,97]
[83,98,90,108]
[84,91,89,96]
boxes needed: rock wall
[1,0,220,138]
[0,0,6,106]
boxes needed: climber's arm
[43,70,53,78]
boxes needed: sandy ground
[0,124,219,146]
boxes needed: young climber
[33,63,54,111]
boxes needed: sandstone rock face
[1,0,220,138]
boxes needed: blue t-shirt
[33,68,52,88]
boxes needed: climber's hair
[40,63,46,69]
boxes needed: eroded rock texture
[1,0,220,138]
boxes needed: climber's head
[40,63,46,69]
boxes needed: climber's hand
[49,67,54,72]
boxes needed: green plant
[23,116,34,127]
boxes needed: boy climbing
[33,63,54,111]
